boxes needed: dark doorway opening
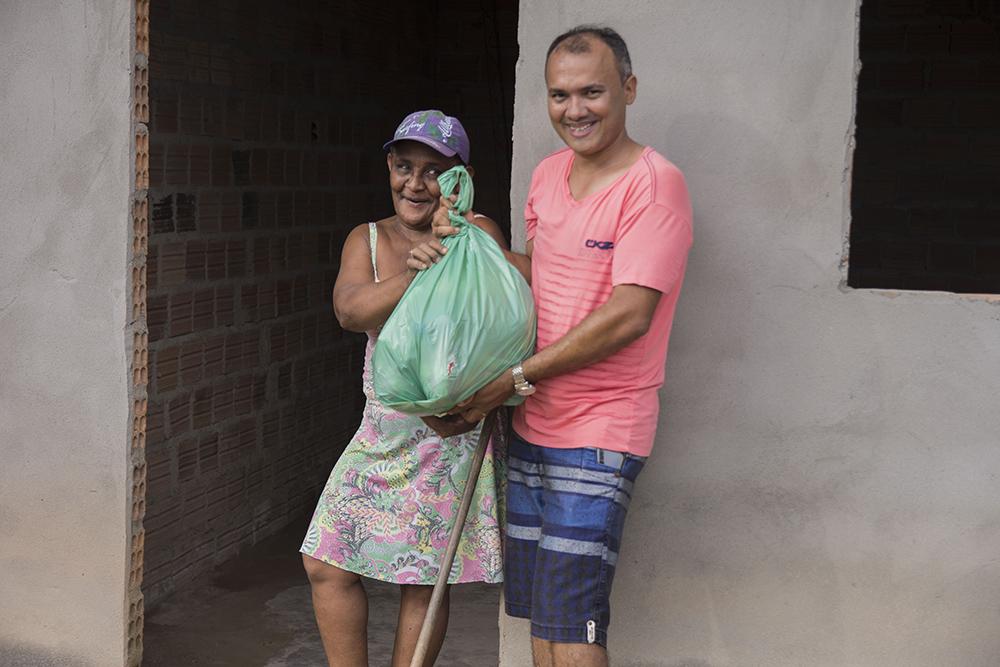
[141,1,517,661]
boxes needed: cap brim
[383,136,460,159]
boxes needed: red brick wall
[849,0,1000,293]
[144,0,517,604]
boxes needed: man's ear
[624,74,637,105]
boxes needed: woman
[301,110,510,667]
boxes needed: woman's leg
[390,584,451,667]
[302,554,369,667]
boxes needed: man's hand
[452,370,516,423]
[421,414,480,438]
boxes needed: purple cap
[383,110,470,164]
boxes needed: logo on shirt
[585,239,615,250]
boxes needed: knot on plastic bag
[437,165,475,229]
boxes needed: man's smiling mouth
[565,121,597,137]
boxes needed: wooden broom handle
[409,409,499,667]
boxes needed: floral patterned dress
[300,223,505,584]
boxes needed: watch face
[516,385,536,397]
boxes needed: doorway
[138,0,518,661]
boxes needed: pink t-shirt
[512,146,693,457]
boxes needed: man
[424,25,692,667]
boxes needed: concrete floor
[144,518,501,666]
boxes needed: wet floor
[144,518,500,666]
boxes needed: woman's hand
[406,239,448,271]
[432,195,464,238]
[421,414,480,438]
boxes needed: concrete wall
[503,2,1000,665]
[0,1,133,665]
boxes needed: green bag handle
[437,165,475,232]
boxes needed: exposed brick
[905,23,952,53]
[185,241,206,281]
[158,243,185,287]
[929,241,976,271]
[148,294,168,342]
[216,287,235,326]
[179,341,203,386]
[851,5,1000,294]
[152,195,174,234]
[928,62,980,89]
[260,192,278,228]
[220,192,241,232]
[193,289,215,330]
[197,191,222,233]
[951,20,1000,53]
[154,96,178,134]
[155,346,180,393]
[879,62,925,89]
[954,98,1000,128]
[169,290,194,337]
[192,386,213,430]
[199,433,220,473]
[203,335,225,377]
[882,240,927,269]
[168,393,192,437]
[242,192,259,229]
[144,0,517,605]
[206,241,226,280]
[190,144,211,185]
[203,98,224,136]
[178,437,198,482]
[902,98,953,126]
[165,144,190,185]
[254,237,270,275]
[232,150,250,186]
[978,245,1000,273]
[176,193,197,232]
[212,378,234,422]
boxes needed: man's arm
[453,283,660,421]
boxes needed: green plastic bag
[372,166,536,416]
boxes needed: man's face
[545,39,636,158]
[386,141,460,227]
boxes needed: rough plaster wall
[0,1,132,665]
[503,2,1000,665]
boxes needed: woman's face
[386,141,461,228]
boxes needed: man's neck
[572,132,642,174]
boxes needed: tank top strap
[368,222,380,283]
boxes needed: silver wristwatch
[512,365,536,397]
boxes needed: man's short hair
[546,25,633,82]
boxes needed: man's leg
[504,433,546,622]
[531,636,555,667]
[302,554,368,667]
[529,446,645,667]
[551,640,607,667]
[391,584,451,667]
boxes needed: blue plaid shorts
[504,431,645,647]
